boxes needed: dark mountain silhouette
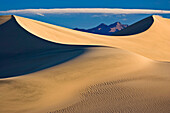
[74,22,128,35]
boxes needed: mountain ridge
[74,22,128,35]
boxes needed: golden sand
[0,15,170,113]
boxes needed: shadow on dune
[113,16,154,36]
[0,47,88,78]
[0,15,99,78]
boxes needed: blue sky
[0,0,170,11]
[0,0,170,29]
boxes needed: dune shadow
[0,15,100,78]
[113,16,154,36]
[0,46,89,78]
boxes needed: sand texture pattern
[0,15,170,113]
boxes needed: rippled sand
[0,15,170,113]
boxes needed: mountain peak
[109,22,122,27]
[74,22,128,35]
[98,23,108,27]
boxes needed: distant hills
[74,22,128,35]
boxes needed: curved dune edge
[14,15,158,44]
[14,15,170,61]
[113,15,154,36]
[14,15,156,44]
[0,15,105,78]
[0,15,170,113]
[0,15,156,78]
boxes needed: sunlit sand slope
[0,15,97,78]
[1,47,170,113]
[0,15,170,113]
[15,15,170,61]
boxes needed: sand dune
[0,15,170,113]
[15,15,170,61]
[0,15,100,78]
[113,16,154,36]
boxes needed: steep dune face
[110,15,170,61]
[0,15,170,113]
[0,15,96,78]
[113,16,154,36]
[15,15,170,61]
[14,15,105,45]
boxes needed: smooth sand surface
[15,15,170,61]
[0,15,170,113]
